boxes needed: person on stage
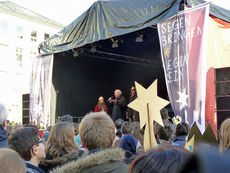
[94,96,109,114]
[126,86,139,122]
[108,89,126,121]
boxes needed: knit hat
[120,134,138,155]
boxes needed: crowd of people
[1,98,230,173]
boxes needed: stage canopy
[39,0,230,55]
[36,0,230,121]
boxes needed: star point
[176,88,189,110]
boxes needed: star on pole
[128,80,170,150]
[176,88,189,110]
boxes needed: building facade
[0,1,63,123]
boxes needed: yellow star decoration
[128,80,170,150]
[164,47,170,58]
[185,135,195,152]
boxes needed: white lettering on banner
[160,14,203,47]
[161,25,203,47]
[166,55,188,83]
[161,15,191,34]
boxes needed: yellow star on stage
[128,80,170,150]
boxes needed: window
[16,47,23,67]
[44,33,49,40]
[31,30,37,42]
[0,21,8,34]
[17,26,23,39]
[215,67,230,129]
[30,51,36,58]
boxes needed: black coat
[127,93,139,122]
[111,96,126,121]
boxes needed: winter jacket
[39,150,83,173]
[0,125,8,148]
[173,135,187,147]
[25,161,45,173]
[50,148,128,173]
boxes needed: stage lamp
[111,38,123,48]
[90,45,97,53]
[135,33,144,42]
[73,50,79,57]
[111,38,118,48]
[72,49,83,57]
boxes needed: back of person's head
[121,122,132,135]
[157,125,173,141]
[47,126,52,132]
[11,124,24,134]
[73,123,79,135]
[220,118,230,151]
[61,114,73,123]
[131,122,144,146]
[160,108,169,120]
[79,112,115,151]
[6,125,12,136]
[0,148,26,173]
[0,103,7,126]
[42,131,50,143]
[120,134,138,155]
[8,127,40,161]
[128,146,188,173]
[46,122,78,158]
[175,122,189,137]
[115,118,124,129]
[24,124,39,130]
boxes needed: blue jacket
[0,125,8,148]
[173,135,187,147]
[25,161,45,173]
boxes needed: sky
[3,0,230,26]
[7,0,98,25]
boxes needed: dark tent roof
[39,0,230,55]
[39,0,181,55]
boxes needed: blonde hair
[0,148,26,173]
[79,112,115,151]
[46,122,79,158]
[220,118,230,151]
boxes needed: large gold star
[128,80,170,150]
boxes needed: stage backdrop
[157,4,210,132]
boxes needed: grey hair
[115,89,122,95]
[0,103,7,125]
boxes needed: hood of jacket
[50,148,127,173]
[39,151,80,168]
